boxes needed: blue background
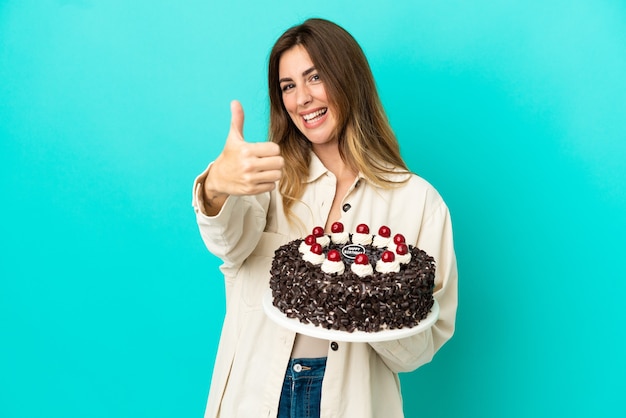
[2,1,625,417]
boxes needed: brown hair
[268,18,409,222]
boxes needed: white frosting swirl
[352,233,373,245]
[303,251,325,265]
[395,252,411,264]
[372,235,391,248]
[316,235,330,247]
[351,262,373,277]
[321,259,345,275]
[376,259,400,273]
[298,240,312,254]
[330,232,349,244]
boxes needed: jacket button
[342,203,351,212]
[330,341,339,351]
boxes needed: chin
[308,135,338,147]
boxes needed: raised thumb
[229,100,245,139]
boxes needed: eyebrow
[279,66,316,84]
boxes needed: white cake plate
[262,289,439,343]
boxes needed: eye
[281,83,295,93]
[310,73,321,83]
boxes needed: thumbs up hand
[203,100,284,205]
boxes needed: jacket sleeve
[369,197,458,373]
[191,164,270,278]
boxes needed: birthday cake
[268,223,436,333]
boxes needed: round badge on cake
[267,223,437,335]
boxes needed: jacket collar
[306,152,330,183]
[305,152,368,185]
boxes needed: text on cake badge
[341,244,366,260]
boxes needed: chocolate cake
[268,223,436,333]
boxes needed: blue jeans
[277,357,327,418]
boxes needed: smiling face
[278,45,338,148]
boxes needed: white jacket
[192,153,458,418]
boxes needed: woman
[192,18,458,418]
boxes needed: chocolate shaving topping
[269,238,436,333]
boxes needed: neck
[312,144,356,180]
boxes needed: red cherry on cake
[354,253,369,265]
[310,243,323,255]
[378,226,391,238]
[396,243,409,255]
[312,226,325,237]
[356,223,370,234]
[393,233,406,245]
[304,234,317,246]
[327,249,341,262]
[381,250,395,262]
[331,222,344,233]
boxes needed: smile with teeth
[302,108,327,122]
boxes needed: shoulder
[405,174,446,209]
[407,173,442,197]
[375,169,444,201]
[373,171,450,221]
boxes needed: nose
[296,86,312,107]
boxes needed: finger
[245,181,278,195]
[251,155,284,173]
[229,100,245,138]
[248,141,281,158]
[254,169,283,184]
